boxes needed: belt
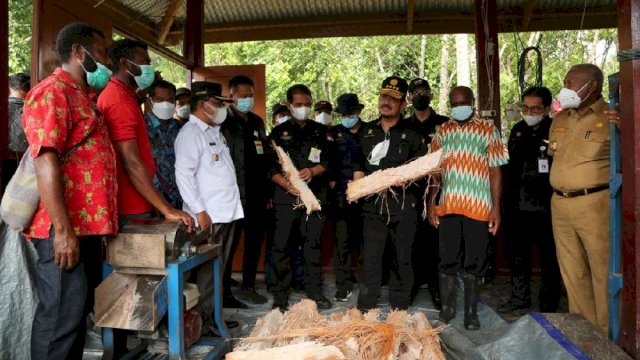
[553,185,609,198]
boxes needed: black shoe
[291,283,305,294]
[272,292,289,312]
[229,278,239,287]
[498,299,531,313]
[225,320,239,329]
[223,295,248,309]
[334,289,353,302]
[307,293,332,310]
[238,288,268,305]
[438,274,457,323]
[430,287,442,310]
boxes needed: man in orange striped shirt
[428,86,508,330]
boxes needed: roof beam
[86,0,192,67]
[522,0,537,31]
[407,0,415,34]
[158,0,182,45]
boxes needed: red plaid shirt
[22,68,118,238]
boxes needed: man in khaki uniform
[548,63,609,333]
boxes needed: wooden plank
[107,233,166,269]
[158,0,182,45]
[406,0,415,34]
[95,273,168,331]
[185,0,204,68]
[114,267,167,276]
[617,0,640,357]
[521,0,537,31]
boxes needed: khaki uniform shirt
[548,97,610,191]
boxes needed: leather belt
[553,185,609,198]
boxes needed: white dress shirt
[175,114,244,224]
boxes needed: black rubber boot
[462,273,481,330]
[438,274,457,323]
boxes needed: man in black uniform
[407,78,448,308]
[268,84,332,311]
[328,93,366,302]
[354,76,427,311]
[500,86,561,313]
[221,75,270,305]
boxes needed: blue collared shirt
[145,111,182,209]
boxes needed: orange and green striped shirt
[431,116,509,222]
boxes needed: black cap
[408,78,431,93]
[335,93,364,114]
[191,81,233,103]
[379,76,408,99]
[271,102,288,116]
[176,87,191,97]
[314,100,333,112]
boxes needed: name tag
[538,158,549,173]
[308,147,321,163]
[255,140,264,155]
[253,130,259,138]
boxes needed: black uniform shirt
[268,119,329,205]
[328,122,366,194]
[505,116,553,212]
[221,109,269,206]
[409,107,449,146]
[355,118,427,212]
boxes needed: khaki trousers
[551,190,609,333]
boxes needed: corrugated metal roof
[111,0,615,25]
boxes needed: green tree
[8,0,32,74]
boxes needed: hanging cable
[517,46,543,96]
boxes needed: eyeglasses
[520,104,546,114]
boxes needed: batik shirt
[431,116,509,222]
[145,111,182,208]
[23,68,118,238]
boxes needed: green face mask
[79,48,112,90]
[127,59,155,91]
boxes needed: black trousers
[357,206,417,311]
[271,204,325,295]
[227,202,266,290]
[31,230,102,360]
[332,194,362,292]
[505,210,561,310]
[413,205,439,291]
[439,215,489,277]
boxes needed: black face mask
[412,94,430,111]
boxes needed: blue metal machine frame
[102,250,231,359]
[608,73,623,343]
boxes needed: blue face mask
[341,115,359,129]
[451,105,474,121]
[126,59,155,91]
[236,97,254,113]
[78,48,111,90]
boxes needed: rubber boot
[462,273,481,330]
[438,274,457,323]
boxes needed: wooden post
[617,0,640,357]
[474,0,501,127]
[184,0,204,86]
[0,0,9,157]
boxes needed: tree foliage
[8,0,32,74]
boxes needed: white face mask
[176,104,190,119]
[556,82,591,109]
[276,115,290,125]
[523,114,545,127]
[204,102,227,125]
[151,101,175,120]
[291,106,311,121]
[315,112,332,125]
[367,136,390,166]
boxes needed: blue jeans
[30,229,103,360]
